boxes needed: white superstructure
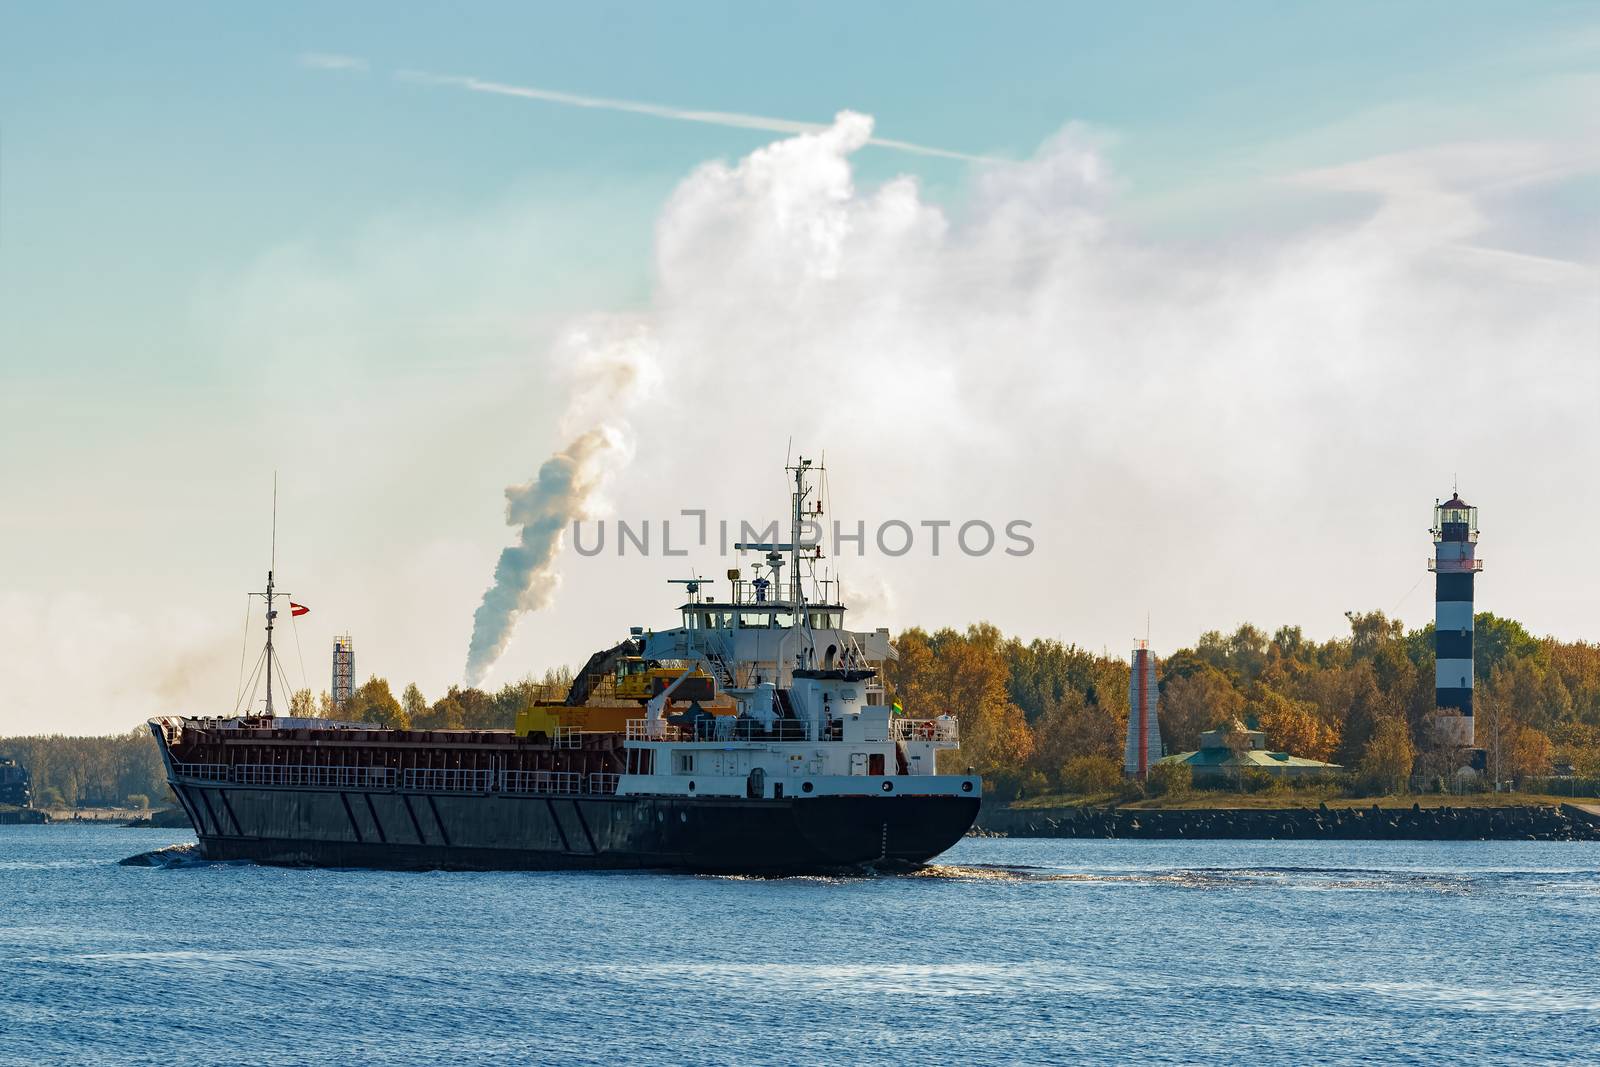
[612,458,977,803]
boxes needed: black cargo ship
[151,459,980,873]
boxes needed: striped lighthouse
[1429,492,1481,747]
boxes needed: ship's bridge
[643,600,894,696]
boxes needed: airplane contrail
[396,69,1003,164]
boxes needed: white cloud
[7,109,1595,727]
[481,110,1597,672]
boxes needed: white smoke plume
[463,320,655,685]
[518,110,1595,650]
[455,107,1590,688]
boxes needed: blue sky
[1,3,1596,731]
[3,2,1592,379]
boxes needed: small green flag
[892,699,904,716]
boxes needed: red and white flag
[290,602,310,617]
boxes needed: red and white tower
[1124,642,1162,778]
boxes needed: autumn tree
[1358,717,1415,795]
[1158,666,1243,753]
[1146,760,1192,797]
[1060,754,1122,794]
[1249,688,1338,763]
[885,624,1036,792]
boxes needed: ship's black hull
[170,782,979,875]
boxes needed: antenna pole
[791,463,802,605]
[265,474,277,717]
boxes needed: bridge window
[739,612,772,629]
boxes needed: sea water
[1,825,1597,1065]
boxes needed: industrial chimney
[1124,642,1162,777]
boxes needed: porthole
[688,780,696,792]
[881,780,894,793]
[961,780,974,793]
[801,781,814,794]
[679,811,688,823]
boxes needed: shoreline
[978,801,1600,841]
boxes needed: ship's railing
[499,770,583,796]
[402,768,496,793]
[550,725,583,749]
[891,718,960,743]
[172,762,231,782]
[627,717,817,742]
[234,764,399,788]
[1427,557,1484,573]
[689,718,812,742]
[626,719,681,741]
[173,762,623,797]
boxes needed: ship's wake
[118,844,219,869]
[908,863,1506,893]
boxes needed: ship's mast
[252,475,290,718]
[734,456,825,608]
[784,457,824,606]
[265,476,277,717]
[790,461,804,605]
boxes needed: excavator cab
[615,659,715,703]
[613,657,654,700]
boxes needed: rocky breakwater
[979,803,1600,841]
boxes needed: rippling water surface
[3,825,1598,1065]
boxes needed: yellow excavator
[514,642,722,739]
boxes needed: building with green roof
[1157,721,1342,782]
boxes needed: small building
[0,757,32,808]
[1158,721,1342,782]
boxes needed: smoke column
[463,322,653,686]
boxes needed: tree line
[7,611,1595,807]
[287,667,575,731]
[0,730,167,809]
[884,612,1600,798]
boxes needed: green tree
[401,683,428,723]
[415,696,466,731]
[346,676,409,730]
[1003,637,1103,722]
[1474,613,1541,680]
